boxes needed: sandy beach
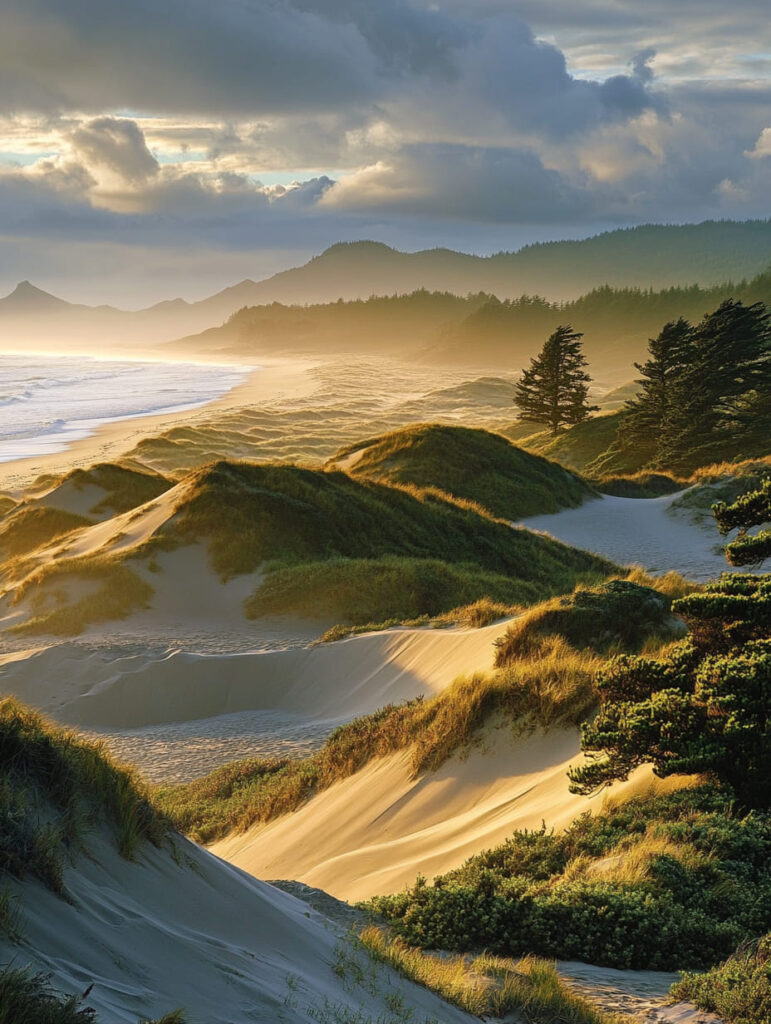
[0,355,320,494]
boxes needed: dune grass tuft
[156,642,599,843]
[317,597,518,643]
[59,461,173,515]
[329,422,594,519]
[357,925,623,1023]
[0,966,187,1024]
[0,698,169,895]
[0,506,93,559]
[9,555,154,636]
[593,470,687,498]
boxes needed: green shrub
[672,934,771,1024]
[367,787,771,971]
[494,578,680,664]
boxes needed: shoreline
[0,356,321,495]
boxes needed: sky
[1,0,770,306]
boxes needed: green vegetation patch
[522,412,631,475]
[670,457,771,523]
[594,471,686,498]
[672,934,771,1024]
[60,461,172,515]
[331,423,593,519]
[246,557,534,625]
[10,556,154,636]
[367,786,771,971]
[494,577,690,664]
[0,698,168,896]
[0,506,93,559]
[156,643,599,843]
[168,459,614,583]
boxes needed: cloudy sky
[1,0,770,305]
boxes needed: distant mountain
[2,219,771,352]
[170,267,771,379]
[230,222,771,305]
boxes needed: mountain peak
[1,280,69,310]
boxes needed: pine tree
[616,318,694,463]
[513,325,598,435]
[658,300,771,472]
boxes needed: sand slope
[212,727,669,902]
[0,619,504,729]
[0,831,478,1024]
[520,491,728,580]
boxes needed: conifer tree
[617,318,694,462]
[513,325,598,435]
[658,299,771,472]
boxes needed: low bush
[367,787,771,971]
[494,577,686,665]
[671,934,771,1024]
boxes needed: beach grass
[0,698,169,895]
[357,926,623,1023]
[9,555,153,636]
[0,506,93,559]
[58,461,172,515]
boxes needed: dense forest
[216,267,771,375]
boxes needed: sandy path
[520,491,730,579]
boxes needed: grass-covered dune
[37,460,172,517]
[327,423,593,519]
[0,505,93,560]
[516,412,636,476]
[171,460,615,618]
[0,699,486,1024]
[5,457,615,636]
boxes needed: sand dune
[211,726,673,902]
[0,828,478,1024]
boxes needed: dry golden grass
[358,926,626,1023]
[9,554,153,636]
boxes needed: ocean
[0,354,250,463]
